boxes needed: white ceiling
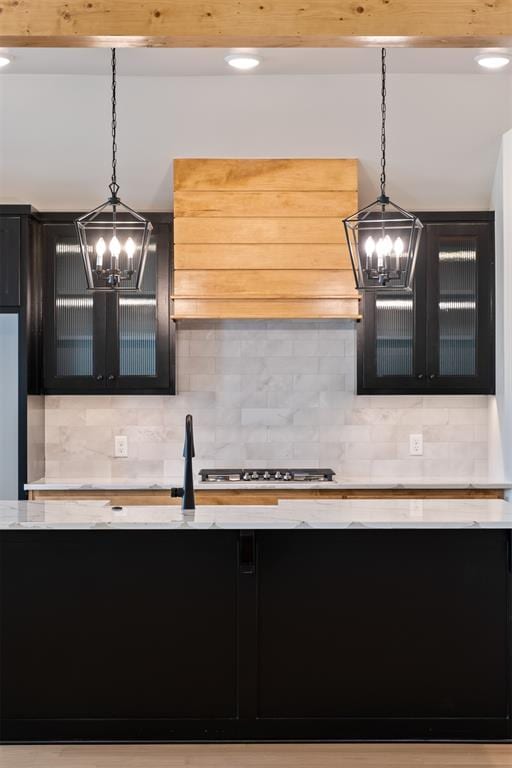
[2,47,512,77]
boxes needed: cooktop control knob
[283,472,293,481]
[243,472,251,481]
[263,471,271,480]
[251,471,259,480]
[275,471,282,480]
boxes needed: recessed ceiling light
[475,53,511,70]
[224,54,262,71]
[0,56,11,68]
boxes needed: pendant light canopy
[343,49,422,291]
[75,49,153,291]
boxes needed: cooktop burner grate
[199,468,335,483]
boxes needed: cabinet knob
[429,373,436,380]
[96,374,104,381]
[108,374,116,382]
[416,374,424,380]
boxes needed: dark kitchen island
[0,499,511,743]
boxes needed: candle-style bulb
[383,234,393,256]
[125,237,136,261]
[394,237,404,257]
[95,237,106,269]
[376,237,385,268]
[109,235,121,259]
[364,236,376,258]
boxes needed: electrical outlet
[409,433,423,456]
[114,435,128,458]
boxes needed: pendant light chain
[109,48,119,201]
[380,47,387,202]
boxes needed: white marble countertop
[24,477,512,491]
[3,498,512,529]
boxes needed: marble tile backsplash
[44,320,490,480]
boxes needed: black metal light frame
[75,49,153,291]
[343,49,423,291]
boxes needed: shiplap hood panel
[172,158,360,319]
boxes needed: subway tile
[180,356,215,375]
[267,426,319,444]
[242,408,293,427]
[370,460,425,479]
[292,443,321,460]
[220,357,265,375]
[266,357,319,375]
[346,442,398,460]
[293,408,320,426]
[189,374,216,392]
[189,340,215,357]
[317,338,345,357]
[294,374,345,391]
[369,395,422,409]
[318,357,354,375]
[246,442,294,461]
[448,408,488,425]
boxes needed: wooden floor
[0,744,511,768]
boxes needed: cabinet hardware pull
[239,531,256,575]
[417,374,424,380]
[429,373,436,380]
[108,374,116,381]
[96,375,104,381]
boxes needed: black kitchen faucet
[170,414,196,513]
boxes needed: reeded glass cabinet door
[44,223,106,392]
[107,223,171,392]
[358,243,426,392]
[426,223,494,392]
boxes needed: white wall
[489,129,512,482]
[1,73,511,211]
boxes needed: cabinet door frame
[425,221,495,394]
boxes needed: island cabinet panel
[1,529,510,742]
[173,158,360,320]
[0,531,238,740]
[255,530,511,739]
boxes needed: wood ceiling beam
[0,1,511,48]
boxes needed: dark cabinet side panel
[0,217,21,307]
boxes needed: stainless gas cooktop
[199,468,335,483]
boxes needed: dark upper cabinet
[0,216,21,307]
[358,213,495,394]
[43,216,174,394]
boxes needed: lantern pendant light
[75,49,153,291]
[343,49,422,291]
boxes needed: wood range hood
[172,158,360,320]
